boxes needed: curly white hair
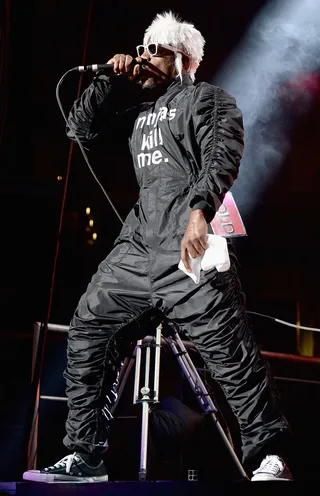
[143,11,205,82]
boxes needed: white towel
[178,234,230,284]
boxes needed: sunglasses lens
[147,43,157,56]
[137,45,144,56]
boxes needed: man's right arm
[66,54,145,145]
[66,74,133,144]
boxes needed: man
[23,11,293,483]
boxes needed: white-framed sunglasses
[136,42,187,58]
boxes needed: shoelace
[44,453,80,473]
[252,456,283,476]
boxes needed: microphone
[77,60,145,73]
[77,63,114,72]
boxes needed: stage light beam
[213,0,320,218]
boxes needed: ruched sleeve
[189,84,244,222]
[66,74,139,145]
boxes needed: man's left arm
[190,84,244,222]
[181,85,244,271]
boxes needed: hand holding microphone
[106,54,145,80]
[78,54,146,81]
[77,53,169,83]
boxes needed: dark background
[0,0,320,483]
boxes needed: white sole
[23,470,109,483]
[251,474,293,482]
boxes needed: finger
[134,56,148,77]
[187,243,201,259]
[118,54,127,74]
[181,246,191,272]
[106,55,119,73]
[109,54,120,74]
[199,235,208,251]
[124,55,134,73]
[193,239,206,256]
[132,63,141,78]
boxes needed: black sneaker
[22,452,108,483]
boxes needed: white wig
[143,11,205,82]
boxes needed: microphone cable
[55,68,124,226]
[55,58,148,228]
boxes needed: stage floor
[0,480,317,496]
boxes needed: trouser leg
[167,250,290,467]
[62,252,160,456]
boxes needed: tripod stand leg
[139,401,149,481]
[134,324,162,481]
[166,331,248,480]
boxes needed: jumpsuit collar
[165,73,194,93]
